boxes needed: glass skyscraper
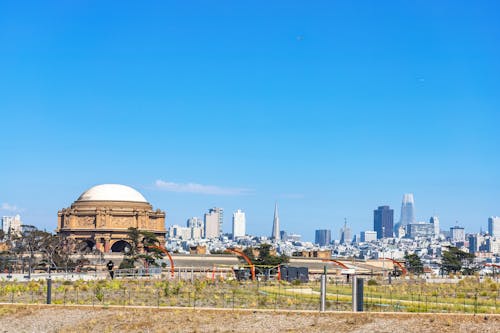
[399,193,416,226]
[374,206,394,239]
[315,229,331,247]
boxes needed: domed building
[56,184,166,252]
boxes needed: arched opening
[78,239,95,253]
[111,240,132,253]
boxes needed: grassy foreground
[1,277,499,313]
[1,304,500,333]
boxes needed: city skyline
[1,2,499,241]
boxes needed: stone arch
[78,239,95,253]
[111,240,132,253]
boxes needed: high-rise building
[271,202,280,241]
[407,222,434,239]
[488,216,500,237]
[168,225,191,240]
[232,209,246,239]
[186,217,204,239]
[339,219,352,244]
[187,217,203,229]
[429,216,440,238]
[1,214,22,237]
[450,226,465,243]
[315,229,331,246]
[204,207,223,239]
[374,206,394,239]
[399,193,416,226]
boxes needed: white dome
[77,184,148,203]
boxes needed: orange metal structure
[383,258,408,276]
[147,245,175,278]
[321,259,350,269]
[225,248,256,281]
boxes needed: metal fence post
[320,267,326,312]
[46,277,52,304]
[352,277,363,312]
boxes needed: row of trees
[0,226,165,273]
[404,247,478,276]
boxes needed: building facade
[56,184,166,252]
[399,193,416,226]
[315,229,331,246]
[360,231,377,242]
[232,209,246,239]
[488,216,500,237]
[407,222,434,239]
[450,226,465,243]
[374,206,394,239]
[204,207,223,239]
[430,216,440,238]
[1,214,22,237]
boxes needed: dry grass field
[1,304,500,333]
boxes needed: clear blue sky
[1,1,499,240]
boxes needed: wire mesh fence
[0,276,499,314]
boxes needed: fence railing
[1,277,499,314]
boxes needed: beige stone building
[56,184,166,253]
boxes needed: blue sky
[1,1,499,240]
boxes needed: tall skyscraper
[488,216,500,237]
[315,229,331,246]
[204,207,223,239]
[339,219,352,244]
[450,226,465,243]
[430,216,440,238]
[374,206,394,239]
[271,202,280,241]
[232,209,246,239]
[399,193,416,225]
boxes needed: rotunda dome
[77,184,147,203]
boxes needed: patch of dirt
[1,305,499,333]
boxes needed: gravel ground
[1,305,500,333]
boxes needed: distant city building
[1,214,22,237]
[186,217,204,239]
[450,226,465,243]
[280,230,287,240]
[339,219,352,244]
[232,209,246,239]
[360,231,377,242]
[395,224,406,239]
[468,234,486,254]
[374,206,394,239]
[271,203,280,241]
[429,216,440,238]
[486,238,500,254]
[315,229,331,246]
[187,217,203,229]
[488,216,500,237]
[286,233,301,242]
[397,193,415,230]
[204,207,223,239]
[407,222,434,239]
[168,225,191,240]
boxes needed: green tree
[120,227,163,269]
[404,253,424,275]
[441,247,475,275]
[247,244,289,266]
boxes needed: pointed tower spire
[272,202,280,241]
